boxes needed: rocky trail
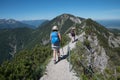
[39,34,84,80]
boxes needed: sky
[0,0,120,20]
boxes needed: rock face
[93,46,108,72]
[9,43,17,57]
[109,35,120,48]
[77,33,109,73]
[86,35,108,72]
[76,18,120,74]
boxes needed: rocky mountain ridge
[69,18,120,79]
[0,19,34,29]
[0,13,120,79]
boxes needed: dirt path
[40,34,82,80]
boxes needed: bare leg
[57,50,60,57]
[53,50,56,61]
[72,37,74,42]
[57,50,61,61]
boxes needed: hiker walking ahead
[50,26,61,64]
[70,27,76,43]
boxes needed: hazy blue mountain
[21,19,49,28]
[96,19,120,29]
[0,19,34,29]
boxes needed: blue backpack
[51,32,59,44]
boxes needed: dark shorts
[71,33,75,37]
[51,43,60,51]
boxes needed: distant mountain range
[0,19,35,29]
[0,19,49,29]
[96,19,120,29]
[1,18,120,29]
[21,19,49,27]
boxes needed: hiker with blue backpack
[70,27,76,43]
[50,26,61,64]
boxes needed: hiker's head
[52,26,58,31]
